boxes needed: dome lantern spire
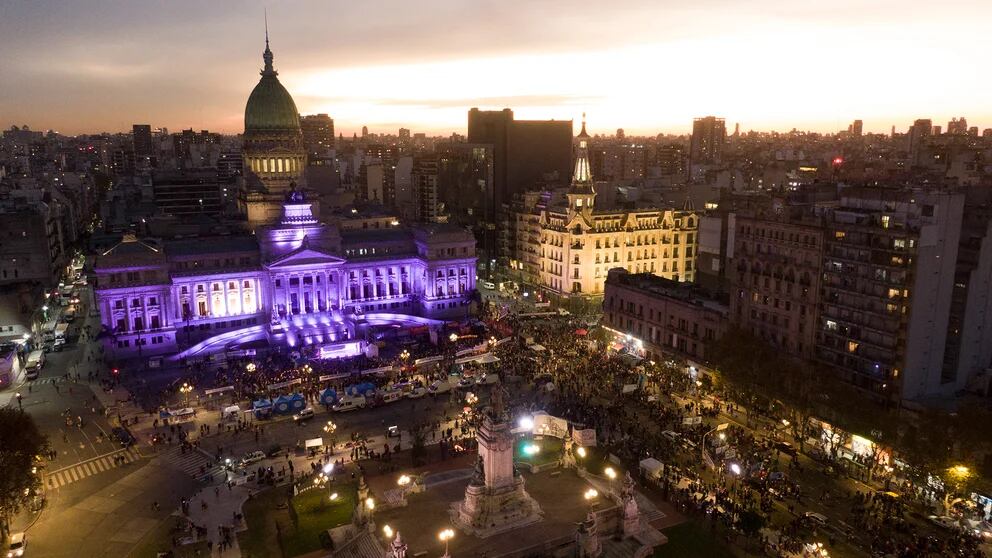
[262,10,276,76]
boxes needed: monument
[451,387,542,537]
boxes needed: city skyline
[2,0,991,136]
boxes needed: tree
[737,509,766,549]
[0,408,48,537]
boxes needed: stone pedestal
[575,510,602,558]
[450,390,542,537]
[452,473,542,537]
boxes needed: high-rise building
[398,128,411,141]
[728,207,825,359]
[151,169,234,218]
[412,155,441,224]
[467,108,572,212]
[656,144,687,180]
[301,114,335,160]
[0,198,66,287]
[690,116,726,165]
[361,126,368,138]
[364,144,399,206]
[435,143,496,272]
[132,124,153,157]
[947,117,968,135]
[907,118,932,165]
[816,188,966,402]
[849,119,863,137]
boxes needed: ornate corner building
[511,117,700,303]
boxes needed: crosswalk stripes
[28,377,61,385]
[45,447,141,490]
[156,445,226,481]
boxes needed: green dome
[245,73,301,132]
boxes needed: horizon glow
[2,0,990,136]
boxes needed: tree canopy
[0,408,48,535]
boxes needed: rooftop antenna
[264,8,269,50]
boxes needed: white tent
[639,457,665,480]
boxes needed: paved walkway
[182,484,253,558]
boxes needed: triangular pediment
[266,246,345,268]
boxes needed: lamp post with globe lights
[604,466,617,496]
[179,382,194,406]
[438,528,455,558]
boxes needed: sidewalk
[183,484,253,557]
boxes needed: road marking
[44,447,141,490]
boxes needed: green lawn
[283,485,356,557]
[654,521,739,558]
[239,487,290,558]
[129,515,209,558]
[239,483,356,558]
[515,436,564,467]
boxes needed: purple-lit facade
[93,198,477,359]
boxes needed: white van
[332,395,367,412]
[25,350,45,380]
[429,379,452,394]
[380,389,404,404]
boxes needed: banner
[573,428,597,447]
[682,416,703,426]
[305,437,324,448]
[319,373,351,382]
[204,385,234,396]
[533,413,569,439]
[267,378,302,391]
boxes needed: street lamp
[397,475,411,486]
[701,423,729,467]
[604,467,617,480]
[399,349,410,362]
[383,524,394,539]
[323,420,337,434]
[449,333,459,343]
[179,382,194,406]
[577,446,587,458]
[438,528,455,558]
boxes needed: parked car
[775,441,798,456]
[803,511,829,527]
[7,532,26,557]
[928,515,960,531]
[428,380,452,394]
[661,430,680,443]
[293,408,315,422]
[240,451,266,467]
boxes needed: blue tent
[320,388,338,407]
[272,395,294,415]
[346,382,376,397]
[288,393,306,411]
[252,399,272,419]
